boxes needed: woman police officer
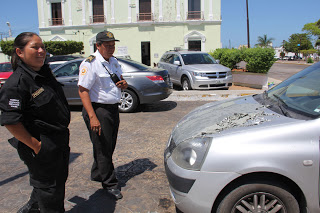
[0,32,70,212]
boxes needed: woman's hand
[5,122,42,154]
[34,141,41,154]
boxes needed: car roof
[165,50,208,55]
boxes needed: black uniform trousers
[17,130,70,213]
[82,103,119,189]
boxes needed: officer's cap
[96,30,119,42]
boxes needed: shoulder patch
[80,66,88,76]
[85,55,96,63]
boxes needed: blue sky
[0,0,319,48]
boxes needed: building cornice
[39,20,222,31]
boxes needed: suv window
[173,55,180,64]
[181,53,217,65]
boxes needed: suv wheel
[119,89,138,113]
[182,77,192,91]
[217,183,299,213]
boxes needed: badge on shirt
[32,87,45,99]
[81,66,88,76]
[8,99,20,108]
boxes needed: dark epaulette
[85,55,96,63]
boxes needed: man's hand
[90,115,101,136]
[116,79,128,89]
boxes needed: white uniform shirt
[78,50,123,104]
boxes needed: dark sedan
[53,58,173,112]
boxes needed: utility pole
[246,0,250,48]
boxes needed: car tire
[119,89,138,113]
[182,77,192,91]
[217,183,299,213]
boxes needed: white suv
[158,51,233,90]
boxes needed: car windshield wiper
[273,94,289,116]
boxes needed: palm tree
[256,34,275,48]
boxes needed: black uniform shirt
[0,62,70,139]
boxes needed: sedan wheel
[217,183,299,213]
[119,89,138,113]
[182,77,192,90]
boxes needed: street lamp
[6,22,12,37]
[246,0,250,48]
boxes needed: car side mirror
[173,61,181,66]
[216,59,220,64]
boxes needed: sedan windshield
[266,62,320,118]
[181,53,217,65]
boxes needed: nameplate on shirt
[32,87,44,98]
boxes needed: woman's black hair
[11,32,39,71]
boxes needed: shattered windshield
[266,62,320,118]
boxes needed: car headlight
[192,72,207,77]
[165,137,212,171]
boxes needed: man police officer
[78,30,128,199]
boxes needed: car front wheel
[119,89,138,113]
[217,183,299,213]
[182,77,192,90]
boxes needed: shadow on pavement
[66,158,156,212]
[116,158,157,187]
[66,189,116,213]
[137,101,177,113]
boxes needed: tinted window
[181,53,217,65]
[54,61,82,77]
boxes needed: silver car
[164,62,320,213]
[53,58,172,112]
[158,51,233,90]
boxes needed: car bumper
[139,85,173,104]
[191,76,233,90]
[164,157,240,213]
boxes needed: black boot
[17,200,40,213]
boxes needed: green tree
[303,19,320,46]
[284,33,313,55]
[256,34,274,48]
[0,40,14,56]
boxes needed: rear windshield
[0,63,12,72]
[118,58,149,70]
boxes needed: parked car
[0,62,13,89]
[164,62,320,213]
[158,51,233,90]
[53,58,173,112]
[46,55,83,63]
[48,61,68,70]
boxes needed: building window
[187,0,202,20]
[50,2,63,25]
[138,0,153,21]
[91,0,105,23]
[188,40,201,51]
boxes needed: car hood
[0,71,13,79]
[184,64,231,72]
[171,95,297,145]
